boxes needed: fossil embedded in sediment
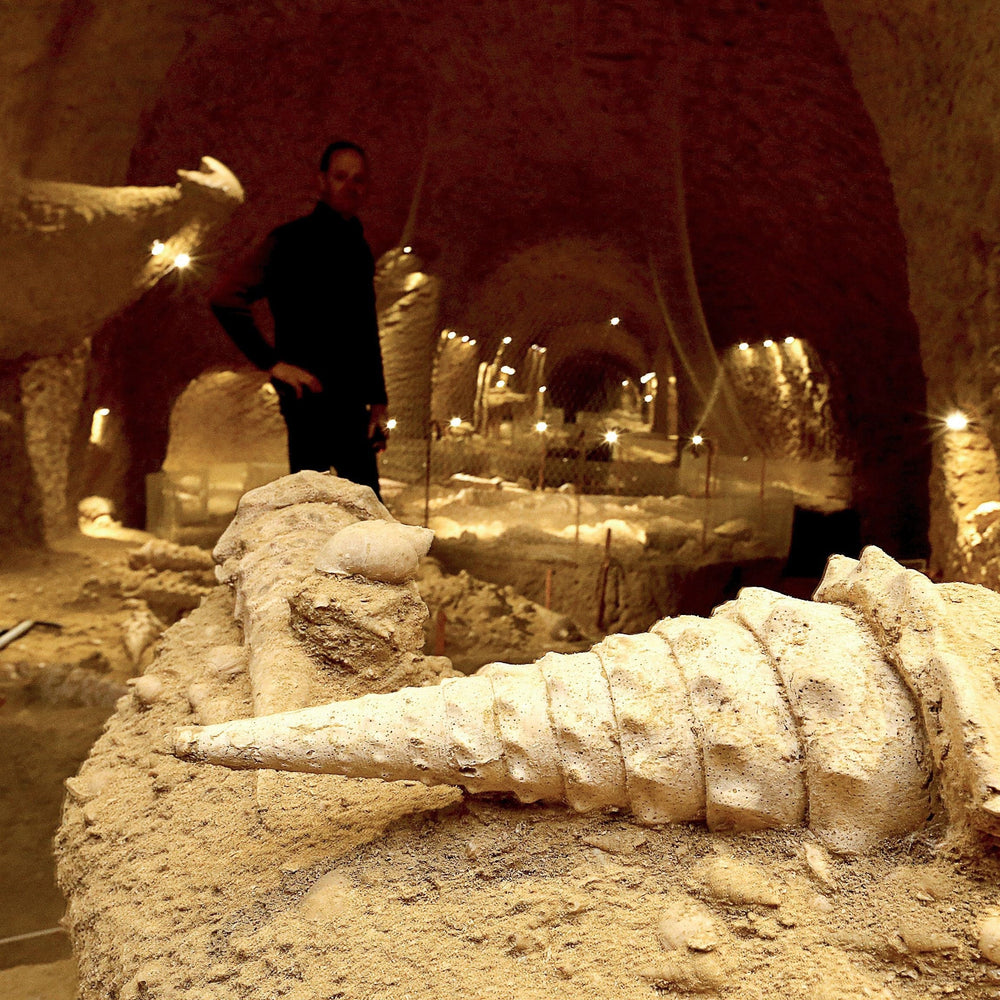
[172,546,1000,852]
[314,521,435,584]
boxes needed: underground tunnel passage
[4,2,1000,998]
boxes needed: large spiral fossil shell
[173,540,1000,854]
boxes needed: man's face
[318,149,369,218]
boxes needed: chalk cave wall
[0,1,996,580]
[823,1,1000,583]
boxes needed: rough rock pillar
[376,248,440,441]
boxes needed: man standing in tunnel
[209,140,388,499]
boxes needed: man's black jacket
[210,200,388,407]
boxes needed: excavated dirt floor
[0,533,143,999]
[5,530,1000,999]
[0,524,593,999]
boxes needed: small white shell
[315,521,435,584]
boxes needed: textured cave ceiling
[14,0,915,358]
[3,0,929,550]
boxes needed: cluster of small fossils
[172,472,1000,857]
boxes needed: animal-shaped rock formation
[1,156,243,361]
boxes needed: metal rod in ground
[701,439,716,553]
[433,608,447,656]
[0,619,36,652]
[0,926,66,946]
[424,422,439,529]
[545,567,553,610]
[596,527,612,631]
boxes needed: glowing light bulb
[610,316,620,326]
[644,394,653,403]
[738,342,749,351]
[501,365,516,375]
[173,253,191,269]
[640,372,655,384]
[945,411,969,432]
[535,420,548,433]
[468,339,476,346]
[502,336,512,345]
[604,430,619,445]
[449,416,462,428]
[447,331,457,340]
[621,380,629,387]
[385,418,397,430]
[150,240,165,256]
[538,385,547,393]
[691,434,704,446]
[402,245,413,254]
[785,336,795,345]
[89,407,110,445]
[496,379,506,388]
[461,335,470,343]
[763,339,774,348]
[668,376,677,384]
[538,346,546,354]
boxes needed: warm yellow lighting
[500,365,516,375]
[945,411,969,432]
[496,380,506,388]
[402,245,413,254]
[89,407,110,445]
[468,339,476,346]
[502,336,512,345]
[449,416,462,428]
[538,385,547,393]
[668,375,677,384]
[691,434,703,446]
[785,336,795,344]
[535,421,548,433]
[738,342,749,351]
[621,379,629,387]
[385,418,397,430]
[539,346,546,354]
[446,330,456,340]
[644,394,653,403]
[173,253,191,269]
[610,316,621,326]
[461,335,470,343]
[640,372,655,384]
[604,430,619,445]
[150,239,165,256]
[763,339,774,348]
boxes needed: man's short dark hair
[319,140,368,173]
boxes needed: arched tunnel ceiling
[118,0,913,351]
[456,240,664,366]
[114,0,921,412]
[2,0,930,552]
[12,0,916,359]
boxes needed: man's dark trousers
[276,385,381,500]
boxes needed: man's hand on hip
[368,403,388,440]
[269,362,323,398]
